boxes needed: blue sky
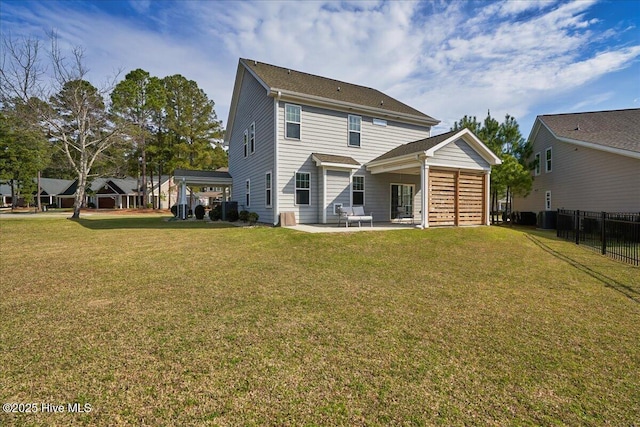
[1,0,639,137]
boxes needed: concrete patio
[282,222,419,233]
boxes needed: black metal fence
[557,209,640,266]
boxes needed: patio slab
[282,223,419,233]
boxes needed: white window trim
[348,114,361,147]
[250,122,256,154]
[265,171,272,208]
[285,103,301,140]
[243,129,248,158]
[295,172,311,206]
[245,179,250,208]
[545,190,551,210]
[534,152,541,176]
[545,147,552,173]
[352,175,365,206]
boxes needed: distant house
[513,109,640,213]
[225,58,501,226]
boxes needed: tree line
[451,111,534,224]
[0,34,226,218]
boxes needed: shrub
[194,205,205,220]
[239,210,250,222]
[170,205,178,217]
[227,209,239,222]
[209,207,221,221]
[87,202,96,209]
[247,212,259,225]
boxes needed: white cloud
[1,0,639,132]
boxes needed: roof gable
[368,128,501,167]
[537,109,640,157]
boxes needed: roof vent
[380,100,384,106]
[337,86,341,92]
[287,69,291,74]
[253,60,257,66]
[575,125,580,131]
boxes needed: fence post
[557,209,560,237]
[601,211,607,255]
[575,210,580,245]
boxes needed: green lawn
[1,215,638,426]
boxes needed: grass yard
[1,214,639,426]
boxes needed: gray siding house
[225,59,501,227]
[514,109,640,213]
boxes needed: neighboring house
[513,109,640,213]
[38,178,74,206]
[225,58,500,226]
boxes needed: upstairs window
[352,176,365,206]
[243,130,248,158]
[348,115,361,147]
[534,152,541,176]
[545,147,552,173]
[295,172,310,205]
[285,104,301,140]
[250,122,256,154]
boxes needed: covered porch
[173,169,233,220]
[366,128,501,228]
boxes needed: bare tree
[1,33,125,218]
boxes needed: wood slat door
[429,170,456,226]
[429,169,485,226]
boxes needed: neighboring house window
[352,176,365,206]
[245,179,250,208]
[243,129,248,158]
[265,172,272,208]
[250,122,256,154]
[285,104,301,139]
[295,172,310,205]
[545,191,551,210]
[545,147,552,173]
[348,115,361,147]
[534,152,541,176]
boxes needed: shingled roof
[241,59,437,123]
[370,130,459,163]
[538,108,640,154]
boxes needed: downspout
[273,91,281,226]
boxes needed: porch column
[420,157,429,229]
[321,168,327,224]
[484,171,491,226]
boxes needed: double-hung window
[545,148,552,173]
[348,115,361,147]
[295,172,310,205]
[250,122,255,154]
[265,172,272,208]
[534,153,541,176]
[285,104,301,139]
[245,179,250,208]
[243,130,248,158]
[352,176,364,206]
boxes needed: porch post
[322,168,327,224]
[420,157,429,229]
[484,171,491,226]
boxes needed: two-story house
[225,59,501,227]
[514,109,640,214]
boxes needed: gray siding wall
[228,71,275,223]
[514,124,640,213]
[429,139,490,170]
[324,170,351,224]
[276,102,430,223]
